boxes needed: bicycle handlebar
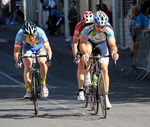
[84,54,116,69]
[18,52,50,63]
[89,55,111,59]
[113,54,117,68]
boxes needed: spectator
[126,0,136,45]
[66,0,80,42]
[40,0,49,10]
[10,5,24,24]
[0,12,5,24]
[40,0,56,30]
[132,5,149,64]
[1,2,10,18]
[96,4,101,11]
[101,3,112,25]
[142,7,150,36]
[140,0,150,17]
[48,0,56,9]
[46,7,62,35]
[54,0,64,34]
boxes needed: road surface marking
[0,39,8,42]
[0,70,80,114]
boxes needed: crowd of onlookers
[126,0,150,65]
[0,1,24,25]
[2,0,150,48]
[0,0,112,38]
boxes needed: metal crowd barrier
[125,33,150,80]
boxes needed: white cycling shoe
[77,91,85,101]
[24,92,32,99]
[106,96,112,109]
[41,85,49,97]
[84,74,91,86]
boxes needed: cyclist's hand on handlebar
[45,59,52,67]
[81,54,89,63]
[111,53,119,68]
[111,52,119,61]
[15,62,22,69]
[73,57,80,64]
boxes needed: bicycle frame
[19,51,49,116]
[84,54,110,118]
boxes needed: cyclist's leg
[76,42,84,90]
[94,40,109,92]
[77,60,84,90]
[77,59,87,101]
[34,44,48,85]
[36,44,49,97]
[22,44,32,98]
[84,42,92,86]
[77,43,85,100]
[77,42,92,100]
[85,43,92,74]
[94,41,111,108]
[77,41,92,83]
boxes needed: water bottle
[93,72,97,87]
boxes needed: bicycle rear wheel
[97,70,107,118]
[31,74,39,116]
[83,85,88,108]
[91,92,99,114]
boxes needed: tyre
[89,94,94,111]
[83,85,89,108]
[32,74,39,116]
[97,70,107,118]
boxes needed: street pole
[121,0,125,49]
[64,0,70,38]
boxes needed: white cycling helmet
[22,21,37,35]
[94,10,109,26]
[82,11,94,23]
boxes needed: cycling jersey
[15,27,49,55]
[15,27,49,48]
[73,21,84,39]
[81,23,114,64]
[81,23,114,43]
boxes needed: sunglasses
[25,33,36,38]
[95,24,105,29]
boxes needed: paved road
[0,24,150,127]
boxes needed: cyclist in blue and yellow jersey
[80,11,119,109]
[14,21,52,99]
[72,11,94,101]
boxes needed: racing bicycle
[84,54,116,118]
[19,51,49,116]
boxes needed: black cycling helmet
[22,21,37,35]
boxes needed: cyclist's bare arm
[80,35,88,55]
[14,46,22,68]
[43,41,52,67]
[107,38,119,60]
[80,35,89,63]
[72,37,79,58]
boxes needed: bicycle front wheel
[31,74,39,116]
[83,85,88,108]
[97,70,107,118]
